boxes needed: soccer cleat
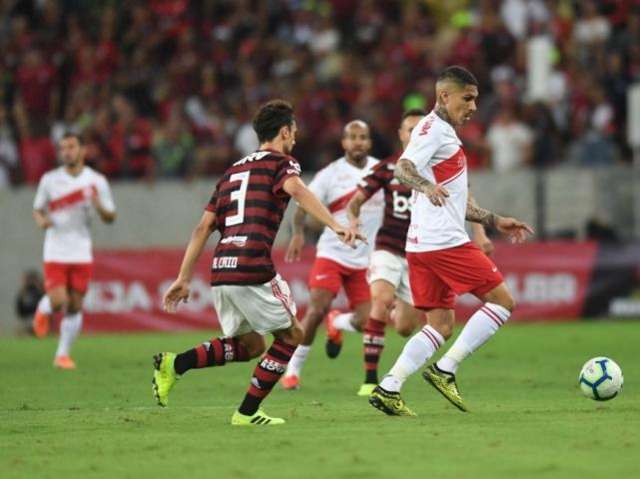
[422,364,468,412]
[368,386,416,417]
[231,409,285,426]
[33,310,51,338]
[53,355,76,370]
[152,352,178,407]
[325,309,343,359]
[357,383,376,397]
[281,374,300,390]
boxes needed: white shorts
[367,249,413,304]
[210,274,297,337]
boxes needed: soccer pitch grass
[2,321,639,479]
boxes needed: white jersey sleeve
[307,167,330,205]
[33,174,50,211]
[95,175,116,213]
[401,116,444,171]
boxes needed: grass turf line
[1,321,639,479]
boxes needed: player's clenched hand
[495,217,534,243]
[335,224,367,248]
[163,279,190,313]
[424,184,449,207]
[285,233,305,263]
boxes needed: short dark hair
[252,100,295,143]
[401,108,427,121]
[437,66,478,87]
[60,131,83,144]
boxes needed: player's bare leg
[430,282,515,410]
[282,288,334,389]
[392,299,422,337]
[371,309,451,416]
[153,331,263,407]
[326,300,369,359]
[232,320,304,425]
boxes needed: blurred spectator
[152,105,195,177]
[486,106,533,173]
[0,105,18,188]
[15,270,44,331]
[0,1,635,184]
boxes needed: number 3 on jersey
[225,171,250,226]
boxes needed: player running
[153,100,363,426]
[347,109,494,397]
[369,66,533,416]
[281,120,382,390]
[32,132,116,369]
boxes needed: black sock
[365,370,378,384]
[174,349,197,375]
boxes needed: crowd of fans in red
[0,0,637,188]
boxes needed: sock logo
[224,343,235,361]
[260,358,286,374]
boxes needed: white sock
[332,312,357,333]
[285,344,311,377]
[379,325,444,392]
[55,312,83,358]
[437,302,510,374]
[37,295,52,315]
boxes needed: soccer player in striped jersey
[369,66,532,417]
[152,100,364,426]
[32,132,116,369]
[347,109,493,397]
[281,120,383,390]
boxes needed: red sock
[174,337,250,375]
[363,317,386,384]
[237,339,296,416]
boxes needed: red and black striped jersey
[206,149,301,286]
[357,153,411,257]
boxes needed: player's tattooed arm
[395,159,449,206]
[466,190,535,243]
[465,195,499,228]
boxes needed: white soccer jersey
[307,156,383,269]
[33,166,115,263]
[402,110,470,252]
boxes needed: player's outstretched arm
[395,159,449,206]
[468,192,494,255]
[283,176,366,248]
[92,195,116,223]
[465,196,534,243]
[346,190,367,229]
[32,209,53,229]
[163,210,217,312]
[284,203,307,262]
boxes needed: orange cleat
[32,310,51,338]
[281,374,300,390]
[53,355,76,370]
[325,309,343,359]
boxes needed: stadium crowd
[0,0,637,188]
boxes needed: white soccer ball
[578,357,623,401]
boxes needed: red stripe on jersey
[48,185,96,212]
[328,189,358,213]
[433,148,466,185]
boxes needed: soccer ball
[578,357,623,401]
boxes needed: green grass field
[1,321,639,479]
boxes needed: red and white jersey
[308,156,383,269]
[33,166,115,263]
[402,110,470,252]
